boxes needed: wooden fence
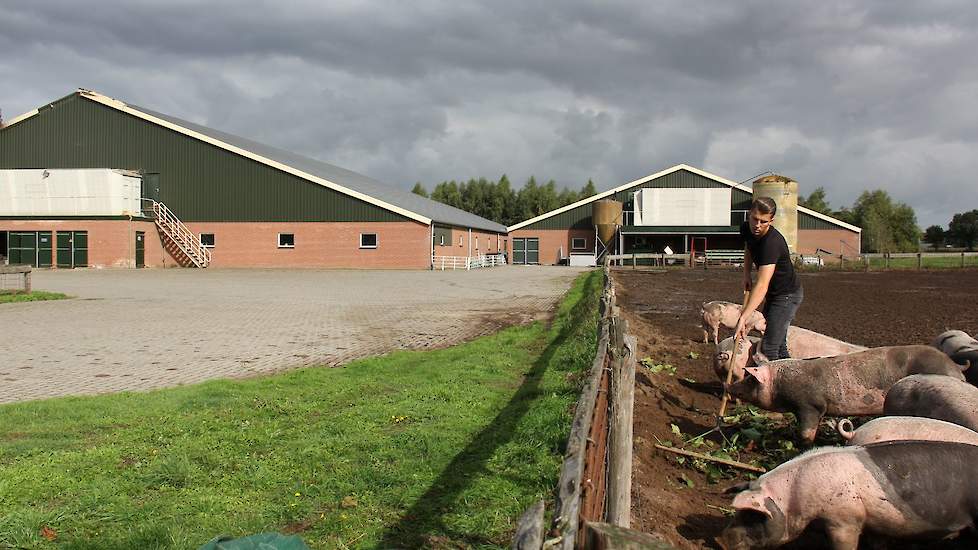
[513,267,670,549]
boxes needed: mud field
[615,268,978,549]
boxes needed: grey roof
[127,102,507,233]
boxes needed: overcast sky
[3,1,977,227]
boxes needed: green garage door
[57,231,89,268]
[512,238,539,265]
[37,232,53,267]
[8,232,37,266]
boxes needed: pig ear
[743,366,760,380]
[731,491,774,519]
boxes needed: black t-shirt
[739,222,800,297]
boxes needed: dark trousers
[760,286,804,360]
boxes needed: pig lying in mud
[714,327,866,382]
[726,346,966,442]
[718,441,978,550]
[837,416,978,446]
[702,300,765,344]
[884,374,978,431]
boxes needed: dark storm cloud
[3,0,978,226]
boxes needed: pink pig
[701,300,765,345]
[718,441,978,549]
[714,326,866,383]
[837,416,978,446]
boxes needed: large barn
[0,89,506,269]
[506,164,860,265]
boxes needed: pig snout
[837,418,856,440]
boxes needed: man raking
[735,197,803,360]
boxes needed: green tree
[411,182,428,197]
[799,186,831,214]
[923,225,946,250]
[557,187,578,207]
[579,179,597,200]
[848,190,921,253]
[948,210,978,250]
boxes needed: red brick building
[0,90,505,269]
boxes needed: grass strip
[0,269,601,549]
[0,290,70,304]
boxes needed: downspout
[468,228,472,258]
[429,223,435,270]
[128,213,134,268]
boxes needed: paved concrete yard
[0,266,585,403]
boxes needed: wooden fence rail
[512,265,643,549]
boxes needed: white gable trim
[507,163,860,233]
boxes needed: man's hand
[734,315,749,341]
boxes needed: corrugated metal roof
[123,102,506,233]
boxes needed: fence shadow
[379,274,600,548]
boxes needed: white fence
[432,253,507,270]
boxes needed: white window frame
[199,233,216,248]
[572,237,587,250]
[359,233,378,249]
[278,233,295,248]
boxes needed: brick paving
[0,266,584,403]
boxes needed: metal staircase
[143,199,211,268]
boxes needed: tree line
[411,176,596,228]
[800,187,978,252]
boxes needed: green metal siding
[0,95,408,223]
[523,169,749,230]
[799,210,844,230]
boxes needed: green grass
[0,290,70,304]
[0,270,602,549]
[796,255,978,272]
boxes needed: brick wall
[432,227,505,258]
[183,221,431,268]
[1,220,434,269]
[0,219,165,268]
[797,229,861,261]
[508,228,596,265]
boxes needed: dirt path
[615,267,978,549]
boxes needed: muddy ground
[615,267,978,549]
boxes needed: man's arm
[736,264,775,339]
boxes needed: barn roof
[5,89,507,233]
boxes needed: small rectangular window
[200,233,215,248]
[278,233,295,248]
[459,236,463,247]
[360,233,378,249]
[572,237,587,250]
[439,235,445,246]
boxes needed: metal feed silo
[752,175,798,253]
[593,199,623,250]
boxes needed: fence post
[917,252,922,270]
[963,252,966,268]
[884,253,889,270]
[24,269,31,293]
[632,253,637,269]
